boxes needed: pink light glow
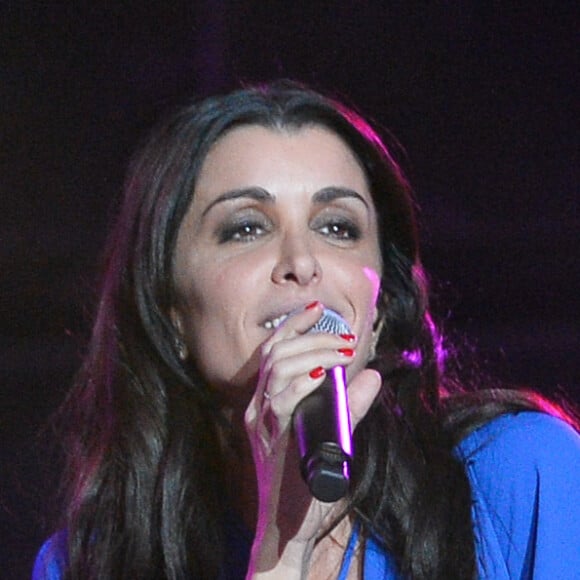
[402,349,422,367]
[331,366,352,457]
[363,267,381,305]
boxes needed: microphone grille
[310,308,351,335]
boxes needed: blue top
[33,412,580,579]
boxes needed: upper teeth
[264,314,289,329]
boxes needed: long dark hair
[56,81,575,579]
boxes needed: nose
[271,231,321,286]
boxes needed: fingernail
[337,348,355,357]
[305,300,320,310]
[339,333,356,342]
[309,366,325,379]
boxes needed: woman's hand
[244,302,382,578]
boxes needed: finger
[260,332,357,380]
[263,343,358,402]
[346,368,382,430]
[265,365,328,420]
[247,351,329,433]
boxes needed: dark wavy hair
[55,81,573,579]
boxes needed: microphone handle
[293,366,352,502]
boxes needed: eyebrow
[201,187,275,217]
[200,185,370,218]
[312,186,370,209]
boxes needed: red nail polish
[309,366,325,379]
[338,348,355,357]
[305,300,320,310]
[339,334,356,342]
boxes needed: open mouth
[263,313,289,330]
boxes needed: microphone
[292,308,353,502]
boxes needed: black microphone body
[292,309,353,502]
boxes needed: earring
[174,337,188,361]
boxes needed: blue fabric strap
[337,521,359,580]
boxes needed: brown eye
[317,218,361,241]
[217,219,269,243]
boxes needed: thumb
[347,368,382,430]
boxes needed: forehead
[194,124,371,200]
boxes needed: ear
[368,301,386,362]
[372,303,380,328]
[372,289,388,331]
[169,307,189,361]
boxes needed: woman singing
[34,81,580,579]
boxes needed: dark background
[2,3,578,577]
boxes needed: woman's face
[172,124,382,405]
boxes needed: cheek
[178,261,262,384]
[347,265,381,323]
[182,306,241,389]
[180,257,232,317]
[344,266,381,366]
